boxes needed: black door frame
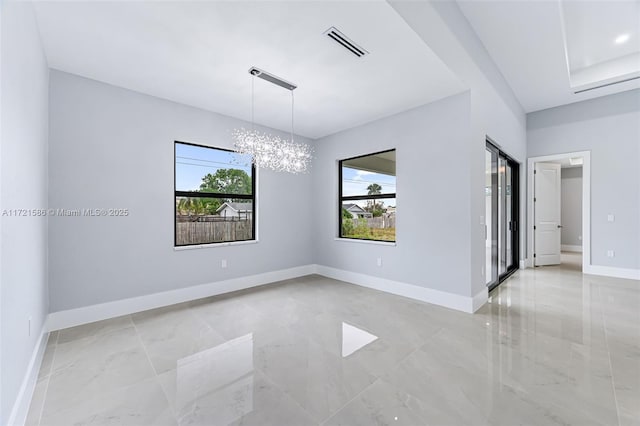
[486,140,520,292]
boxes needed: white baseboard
[47,262,493,332]
[8,329,48,426]
[47,265,316,331]
[561,244,583,253]
[584,265,640,281]
[471,287,489,312]
[314,265,483,313]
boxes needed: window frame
[338,148,396,243]
[174,140,256,247]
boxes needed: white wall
[388,0,527,297]
[48,70,314,312]
[528,90,640,270]
[0,1,50,424]
[313,92,472,297]
[561,167,582,248]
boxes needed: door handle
[557,225,563,228]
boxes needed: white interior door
[534,162,561,265]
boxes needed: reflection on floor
[560,250,583,272]
[27,264,639,425]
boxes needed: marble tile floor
[26,254,640,426]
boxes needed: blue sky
[342,166,396,208]
[175,143,252,191]
[175,145,396,208]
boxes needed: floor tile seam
[183,303,230,343]
[597,283,623,426]
[185,299,256,342]
[42,375,170,424]
[55,314,136,346]
[131,306,199,330]
[40,331,155,423]
[50,326,145,378]
[317,377,381,426]
[35,332,58,426]
[340,341,443,416]
[130,316,180,425]
[541,386,622,425]
[39,336,57,380]
[486,365,618,424]
[259,322,368,370]
[55,322,138,349]
[236,298,286,324]
[272,314,432,377]
[250,363,321,425]
[135,304,228,348]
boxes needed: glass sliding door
[485,148,498,288]
[486,141,519,291]
[505,162,514,271]
[499,156,507,276]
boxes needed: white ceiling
[458,0,640,113]
[33,1,466,139]
[563,1,639,71]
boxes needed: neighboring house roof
[344,203,366,213]
[216,202,253,213]
[344,203,372,218]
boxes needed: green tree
[177,198,200,217]
[200,169,251,195]
[342,217,354,236]
[365,183,384,217]
[370,203,384,217]
[183,169,253,215]
[367,183,382,195]
[177,197,220,216]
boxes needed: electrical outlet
[376,257,382,267]
[607,250,615,258]
[221,259,227,268]
[607,214,615,222]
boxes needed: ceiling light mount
[248,67,296,91]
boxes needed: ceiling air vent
[324,27,369,58]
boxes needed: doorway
[486,141,519,291]
[527,151,591,273]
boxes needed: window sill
[334,238,396,247]
[174,240,258,251]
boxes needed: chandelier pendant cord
[251,74,255,131]
[291,90,294,143]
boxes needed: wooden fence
[176,220,252,245]
[349,216,395,229]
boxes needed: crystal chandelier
[233,67,312,174]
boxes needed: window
[339,149,396,242]
[175,141,255,246]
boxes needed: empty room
[2,0,639,425]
